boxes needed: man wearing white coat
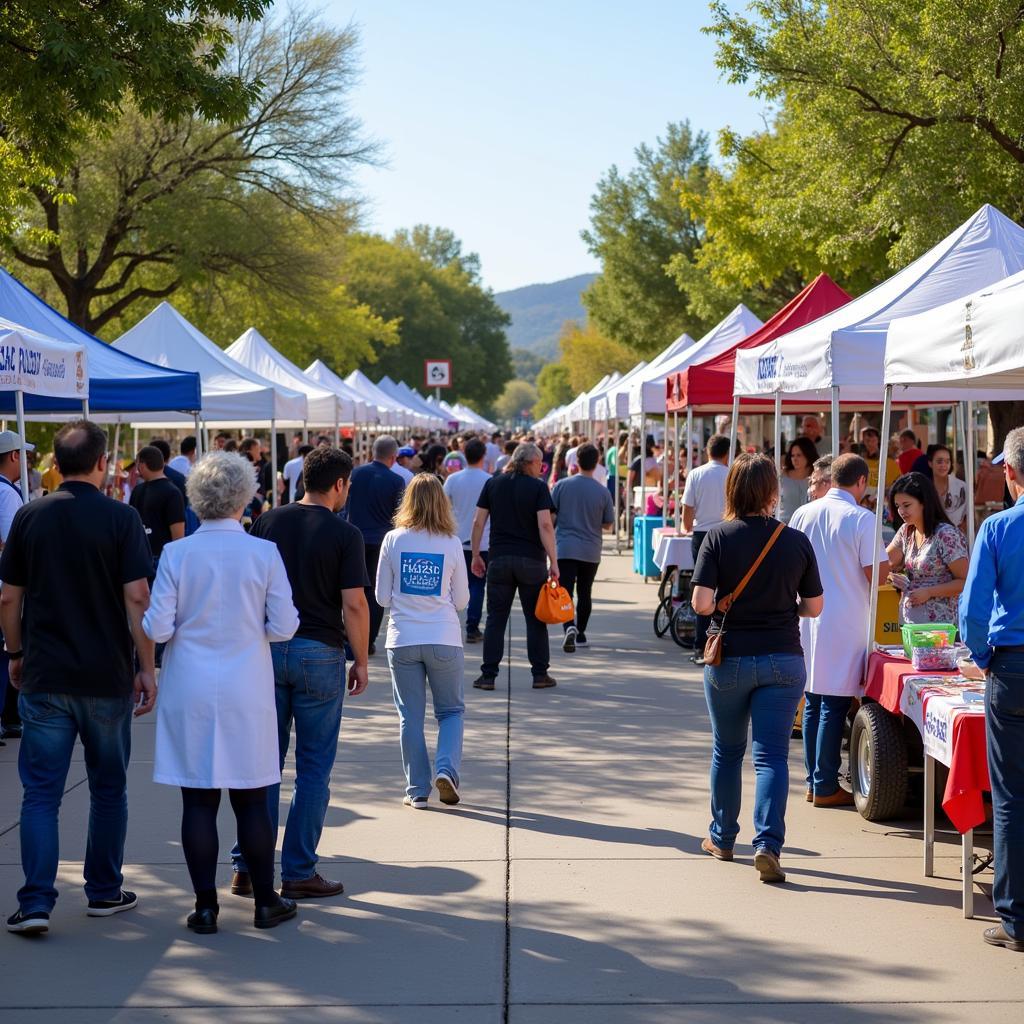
[789,453,889,808]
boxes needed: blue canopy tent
[0,269,200,414]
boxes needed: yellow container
[874,585,902,645]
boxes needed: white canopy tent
[113,303,309,429]
[568,372,617,425]
[733,204,1024,461]
[862,267,1024,666]
[377,377,448,431]
[345,370,420,430]
[0,320,88,497]
[304,359,377,424]
[591,361,648,422]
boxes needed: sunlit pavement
[1,547,1021,1022]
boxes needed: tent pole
[623,424,635,550]
[686,407,693,474]
[638,396,647,531]
[14,390,29,501]
[334,405,340,448]
[133,427,139,459]
[82,400,90,418]
[729,396,739,466]
[111,423,121,489]
[831,386,840,455]
[773,392,782,474]
[270,419,278,509]
[613,419,622,552]
[966,400,977,547]
[194,413,203,456]
[867,385,893,656]
[661,410,669,528]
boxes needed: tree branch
[90,279,183,333]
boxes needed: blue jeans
[703,653,806,856]
[464,548,488,630]
[17,692,133,913]
[987,651,1024,938]
[387,644,465,800]
[232,638,345,883]
[803,693,852,796]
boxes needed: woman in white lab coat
[144,451,299,935]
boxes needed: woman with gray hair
[143,452,300,935]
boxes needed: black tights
[180,787,276,910]
[558,559,600,635]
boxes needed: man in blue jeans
[0,421,156,934]
[232,447,370,901]
[960,428,1024,952]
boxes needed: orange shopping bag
[535,576,575,625]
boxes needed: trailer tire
[850,703,908,822]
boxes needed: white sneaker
[434,772,461,805]
[562,626,577,653]
[403,795,428,810]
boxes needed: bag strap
[716,522,785,615]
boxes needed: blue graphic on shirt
[400,552,444,596]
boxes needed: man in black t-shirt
[130,446,186,573]
[0,420,155,934]
[230,447,369,902]
[148,438,188,505]
[471,442,559,691]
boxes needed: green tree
[340,232,513,408]
[511,348,545,384]
[0,2,272,235]
[558,321,639,394]
[5,6,375,333]
[581,121,713,355]
[533,362,574,419]
[493,380,538,425]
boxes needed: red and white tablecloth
[864,652,989,833]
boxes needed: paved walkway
[0,549,1021,1022]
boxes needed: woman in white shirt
[376,473,470,809]
[928,444,967,530]
[144,452,299,935]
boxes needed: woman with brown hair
[375,473,470,809]
[691,453,823,884]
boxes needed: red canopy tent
[665,273,852,412]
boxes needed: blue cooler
[633,516,673,578]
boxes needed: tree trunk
[986,400,1024,456]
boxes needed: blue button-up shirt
[960,493,1024,668]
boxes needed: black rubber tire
[669,601,696,649]
[653,598,672,638]
[850,702,908,822]
[658,569,676,605]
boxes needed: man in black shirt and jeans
[0,420,156,935]
[130,446,186,574]
[231,447,370,901]
[471,442,559,691]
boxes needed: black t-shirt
[250,502,368,648]
[129,477,186,562]
[0,481,154,698]
[477,472,555,560]
[692,516,822,658]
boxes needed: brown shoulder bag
[703,522,786,667]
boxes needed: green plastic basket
[901,623,957,659]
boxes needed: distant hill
[494,273,598,357]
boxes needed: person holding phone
[230,446,370,904]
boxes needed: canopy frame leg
[867,385,893,655]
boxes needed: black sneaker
[562,626,577,653]
[368,643,376,656]
[86,890,138,917]
[473,675,495,691]
[6,909,49,934]
[575,633,588,647]
[466,627,483,643]
[0,725,21,740]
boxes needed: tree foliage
[5,6,375,333]
[533,363,574,419]
[581,121,715,354]
[493,379,538,425]
[701,0,1024,286]
[340,232,512,409]
[558,321,640,394]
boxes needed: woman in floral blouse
[887,472,969,625]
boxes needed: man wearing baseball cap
[392,447,417,485]
[0,430,34,743]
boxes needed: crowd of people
[0,411,1019,955]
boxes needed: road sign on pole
[425,359,452,389]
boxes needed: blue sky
[324,1,767,292]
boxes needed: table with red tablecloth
[864,651,989,833]
[864,650,989,918]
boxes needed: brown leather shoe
[813,787,855,808]
[532,674,557,689]
[231,871,253,898]
[280,873,345,900]
[701,837,733,861]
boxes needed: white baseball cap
[0,431,35,456]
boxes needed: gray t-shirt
[551,475,614,563]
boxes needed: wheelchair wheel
[669,600,697,649]
[654,597,672,637]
